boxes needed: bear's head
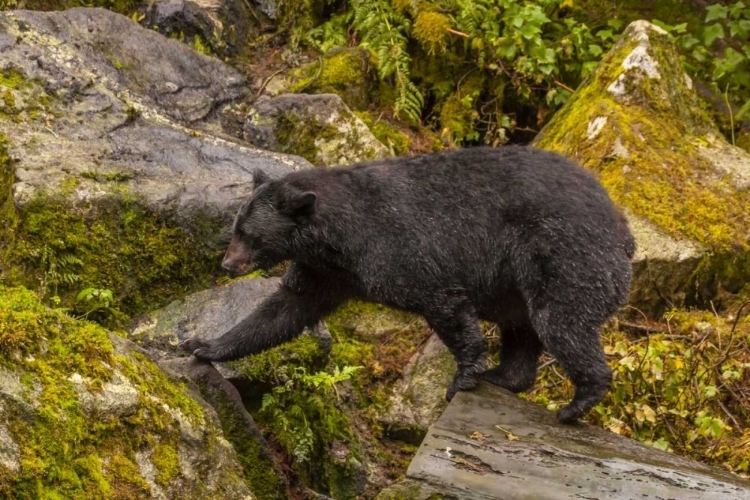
[222,169,316,275]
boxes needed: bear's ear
[252,168,270,189]
[282,188,317,218]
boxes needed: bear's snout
[222,236,253,275]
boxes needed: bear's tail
[615,209,636,259]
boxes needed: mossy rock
[375,479,454,500]
[0,8,309,323]
[244,93,390,167]
[284,48,375,111]
[0,285,255,499]
[533,20,750,316]
[143,0,262,59]
[380,335,456,445]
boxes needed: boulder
[129,276,333,379]
[533,20,750,316]
[243,93,390,167]
[379,334,455,444]
[0,8,310,316]
[0,285,258,498]
[267,48,374,112]
[143,0,261,59]
[377,382,750,499]
[159,356,289,500]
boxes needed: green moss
[207,382,285,500]
[1,190,221,327]
[290,49,373,110]
[354,111,412,155]
[192,34,212,56]
[275,113,340,166]
[534,23,750,303]
[413,11,451,54]
[228,334,324,384]
[0,68,29,90]
[152,442,180,487]
[117,350,204,425]
[0,285,206,498]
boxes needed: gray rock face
[378,383,750,500]
[4,8,243,123]
[130,276,332,376]
[144,0,260,58]
[244,93,390,167]
[380,334,455,444]
[0,7,310,234]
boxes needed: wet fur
[181,146,635,424]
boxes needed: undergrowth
[524,303,750,476]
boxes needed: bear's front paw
[445,369,480,401]
[178,337,212,355]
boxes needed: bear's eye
[247,234,263,249]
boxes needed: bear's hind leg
[483,321,543,393]
[423,294,486,401]
[528,303,612,424]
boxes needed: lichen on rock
[533,20,750,314]
[244,93,390,167]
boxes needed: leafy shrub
[303,0,619,144]
[526,304,750,476]
[655,1,750,144]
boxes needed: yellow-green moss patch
[0,134,221,327]
[289,49,373,110]
[0,285,208,498]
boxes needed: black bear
[181,146,635,423]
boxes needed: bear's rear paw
[556,404,585,424]
[445,369,481,401]
[482,366,536,394]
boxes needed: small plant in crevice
[73,286,115,320]
[258,365,363,464]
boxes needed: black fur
[180,146,635,424]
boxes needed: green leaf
[736,99,750,120]
[728,1,747,19]
[596,29,614,41]
[705,4,730,22]
[703,23,725,46]
[588,44,603,57]
[730,19,750,37]
[519,23,541,39]
[673,23,688,34]
[651,438,670,451]
[75,288,96,303]
[679,34,700,50]
[607,19,624,31]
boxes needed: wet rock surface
[130,276,332,377]
[380,382,750,500]
[0,8,309,223]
